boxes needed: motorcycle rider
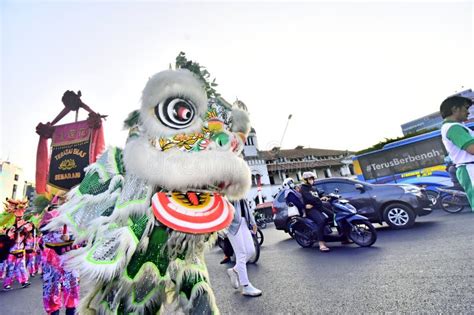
[281,178,305,215]
[300,172,331,252]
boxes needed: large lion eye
[155,98,196,129]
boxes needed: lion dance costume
[46,54,251,314]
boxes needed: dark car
[313,178,432,229]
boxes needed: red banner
[36,120,104,193]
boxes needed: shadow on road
[375,220,439,233]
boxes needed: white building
[0,160,30,203]
[234,99,354,207]
[242,127,274,206]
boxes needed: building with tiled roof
[241,125,354,205]
[261,146,354,181]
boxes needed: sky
[1,0,473,182]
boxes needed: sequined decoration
[92,236,121,262]
[133,272,162,304]
[71,197,117,230]
[78,172,112,195]
[116,173,149,207]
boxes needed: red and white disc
[151,192,234,234]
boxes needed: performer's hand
[61,234,70,241]
[306,204,313,209]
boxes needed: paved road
[1,209,473,314]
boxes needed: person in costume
[0,228,11,279]
[1,199,32,290]
[40,209,80,315]
[45,53,252,314]
[24,223,39,276]
[440,95,474,211]
[3,227,30,289]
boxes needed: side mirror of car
[355,183,365,192]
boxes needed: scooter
[289,193,377,248]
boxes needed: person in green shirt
[440,96,474,211]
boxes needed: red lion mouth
[151,191,234,234]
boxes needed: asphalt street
[1,209,473,314]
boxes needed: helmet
[302,171,316,181]
[282,178,295,190]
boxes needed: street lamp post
[279,114,293,148]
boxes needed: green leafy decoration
[123,110,140,129]
[175,52,220,98]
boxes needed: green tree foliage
[356,128,438,155]
[175,52,220,98]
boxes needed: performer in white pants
[226,199,262,297]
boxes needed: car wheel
[383,203,416,229]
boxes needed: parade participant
[300,172,331,252]
[440,95,474,211]
[219,235,234,264]
[1,199,31,289]
[44,53,252,314]
[40,210,80,315]
[24,223,39,276]
[226,199,262,297]
[0,228,9,280]
[3,227,30,290]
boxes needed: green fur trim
[116,197,148,210]
[113,147,124,175]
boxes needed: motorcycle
[254,211,267,229]
[436,186,470,213]
[289,193,377,248]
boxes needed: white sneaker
[226,268,240,289]
[242,283,262,297]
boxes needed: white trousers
[227,218,255,286]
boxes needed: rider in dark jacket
[300,172,330,252]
